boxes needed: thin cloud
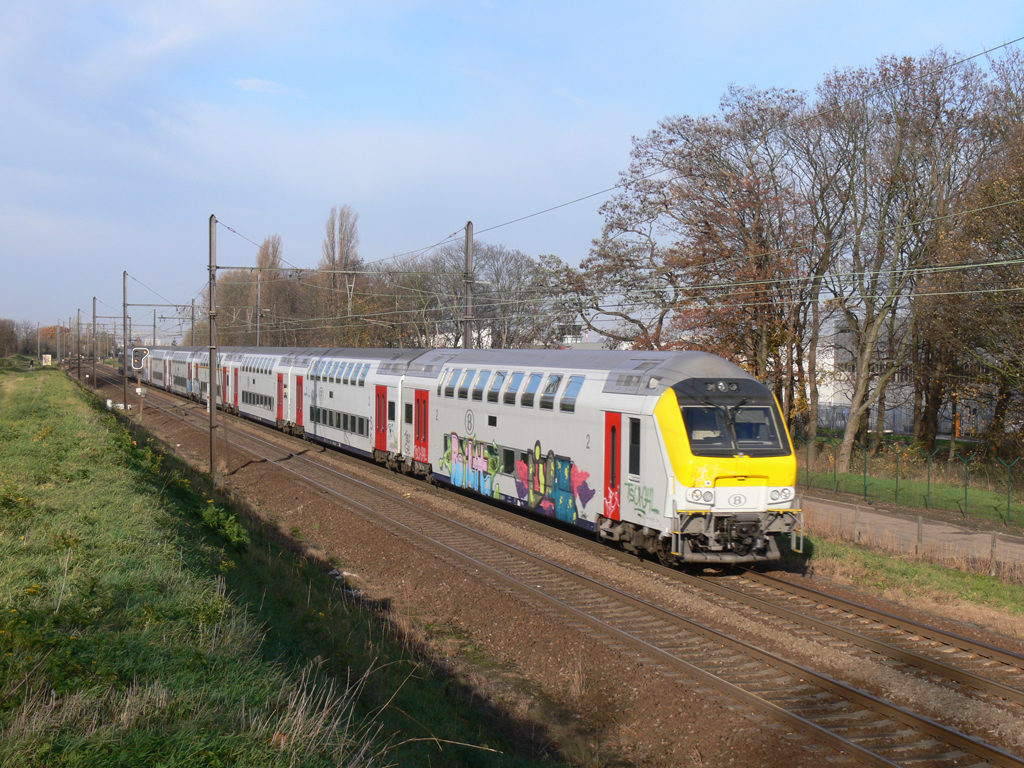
[233,77,290,94]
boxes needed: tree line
[179,47,1023,473]
[546,47,1024,471]
[193,205,567,352]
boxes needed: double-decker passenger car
[135,346,802,564]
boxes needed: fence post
[920,447,941,510]
[862,442,869,502]
[997,456,1020,525]
[955,451,975,518]
[806,437,812,490]
[891,441,908,507]
[916,515,923,557]
[990,532,998,578]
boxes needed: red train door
[222,367,227,406]
[374,385,388,451]
[603,412,622,521]
[277,374,284,422]
[414,389,429,463]
[233,369,239,408]
[296,376,304,428]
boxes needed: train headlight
[702,491,714,503]
[688,489,703,502]
[770,490,780,501]
[780,488,792,500]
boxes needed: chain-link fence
[794,435,1024,526]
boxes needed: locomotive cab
[652,371,802,564]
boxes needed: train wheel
[653,537,675,567]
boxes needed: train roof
[141,346,763,398]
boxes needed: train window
[610,426,619,488]
[539,374,563,410]
[444,369,462,398]
[488,371,507,403]
[629,418,641,476]
[502,448,515,474]
[341,363,350,385]
[405,403,413,425]
[488,415,497,427]
[358,364,369,386]
[388,401,396,421]
[681,407,730,453]
[559,375,585,413]
[358,416,367,436]
[521,374,543,408]
[458,369,475,399]
[345,362,356,384]
[472,371,490,401]
[342,413,349,431]
[504,372,524,405]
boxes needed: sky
[2,1,1023,341]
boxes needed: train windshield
[681,404,788,457]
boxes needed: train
[130,345,802,564]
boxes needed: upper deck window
[559,375,585,413]
[472,371,491,401]
[539,374,562,410]
[444,369,462,398]
[521,374,543,408]
[458,369,475,399]
[504,372,525,405]
[488,371,507,403]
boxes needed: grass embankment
[779,520,1024,638]
[0,365,565,766]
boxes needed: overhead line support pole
[209,214,219,480]
[123,272,128,409]
[464,221,473,350]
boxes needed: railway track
[89,368,1024,767]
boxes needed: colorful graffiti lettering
[626,482,659,518]
[439,432,501,499]
[514,440,593,525]
[439,435,594,525]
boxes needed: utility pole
[256,269,261,347]
[191,299,195,347]
[463,221,473,350]
[152,310,156,347]
[92,298,97,387]
[77,309,81,380]
[208,214,219,480]
[123,271,129,410]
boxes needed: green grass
[0,367,568,767]
[778,528,1024,618]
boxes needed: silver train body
[133,346,802,564]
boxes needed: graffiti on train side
[626,482,659,518]
[439,433,502,499]
[439,433,595,525]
